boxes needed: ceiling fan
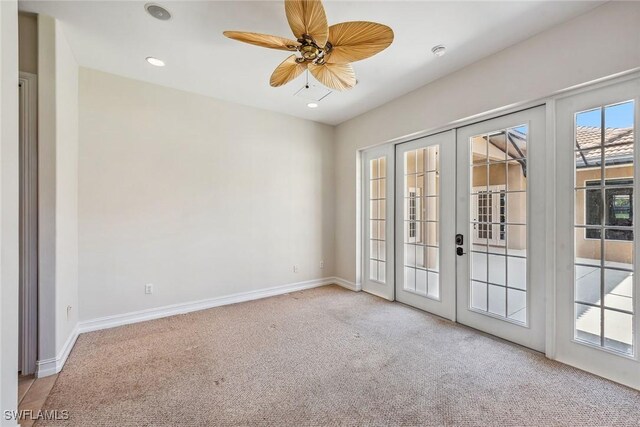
[223,0,394,91]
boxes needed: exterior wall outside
[471,161,526,250]
[575,165,633,264]
[403,148,439,269]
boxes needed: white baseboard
[37,278,357,375]
[36,324,79,378]
[332,276,361,292]
[78,277,357,334]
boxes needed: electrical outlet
[293,265,299,273]
[145,283,154,294]
[320,261,324,269]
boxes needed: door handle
[455,234,465,256]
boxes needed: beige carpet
[38,285,640,426]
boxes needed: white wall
[78,69,335,321]
[0,0,19,422]
[54,22,78,356]
[37,15,79,368]
[334,1,640,283]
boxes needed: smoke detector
[146,57,165,67]
[431,45,446,57]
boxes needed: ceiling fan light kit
[223,0,394,92]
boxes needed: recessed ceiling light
[145,3,171,21]
[307,102,319,109]
[431,45,446,57]
[146,57,165,67]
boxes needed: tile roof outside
[576,126,634,168]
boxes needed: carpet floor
[38,285,640,426]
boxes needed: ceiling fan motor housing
[300,44,319,60]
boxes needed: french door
[362,77,640,389]
[382,108,546,349]
[555,78,640,389]
[394,131,456,320]
[455,107,546,352]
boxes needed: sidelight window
[369,157,387,282]
[574,100,635,355]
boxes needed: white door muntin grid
[362,145,395,300]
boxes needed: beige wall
[335,2,640,284]
[77,68,335,321]
[575,165,633,264]
[18,12,36,74]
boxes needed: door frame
[19,72,38,375]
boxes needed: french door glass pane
[469,125,529,324]
[573,100,635,356]
[403,146,440,299]
[369,157,386,283]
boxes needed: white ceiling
[20,1,603,125]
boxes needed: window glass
[469,125,528,324]
[403,146,440,299]
[574,100,635,355]
[369,157,386,282]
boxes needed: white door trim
[364,69,640,151]
[18,72,38,375]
